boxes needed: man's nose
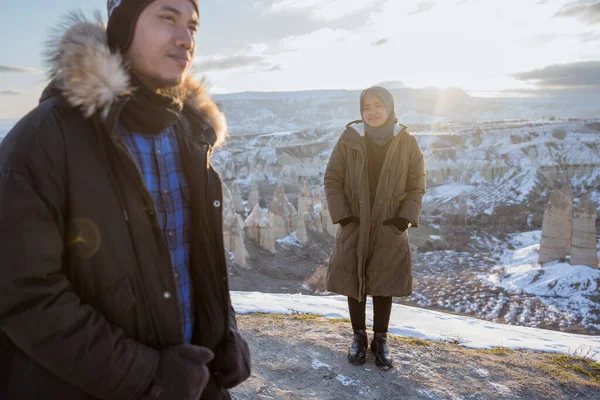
[174,26,194,51]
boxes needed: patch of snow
[336,374,359,387]
[311,359,330,370]
[277,232,303,247]
[231,292,600,361]
[424,184,475,202]
[489,382,512,396]
[485,235,600,328]
[509,230,542,248]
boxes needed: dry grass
[552,354,600,382]
[482,346,514,356]
[235,313,600,400]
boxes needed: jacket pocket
[339,222,360,252]
[328,223,359,275]
[375,225,406,249]
[90,275,137,335]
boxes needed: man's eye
[161,15,175,22]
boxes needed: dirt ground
[230,313,600,400]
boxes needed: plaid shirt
[120,124,194,344]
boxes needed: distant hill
[214,87,600,134]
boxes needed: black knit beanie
[107,0,199,54]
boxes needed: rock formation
[248,182,260,211]
[539,185,574,264]
[245,204,276,253]
[571,194,599,268]
[231,181,244,214]
[268,183,298,240]
[222,184,247,267]
[296,212,308,244]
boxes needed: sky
[1,0,600,118]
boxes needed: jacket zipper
[106,108,183,345]
[206,144,233,333]
[344,139,369,300]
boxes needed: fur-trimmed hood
[44,13,227,147]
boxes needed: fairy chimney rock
[259,215,276,253]
[571,194,599,268]
[248,182,260,211]
[244,204,264,242]
[231,181,244,214]
[222,184,248,268]
[298,177,313,215]
[269,184,298,240]
[296,213,308,244]
[244,204,276,253]
[539,185,574,264]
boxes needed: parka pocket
[90,275,137,334]
[375,225,406,249]
[329,222,359,276]
[339,222,360,252]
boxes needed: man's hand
[142,345,214,400]
[213,330,251,389]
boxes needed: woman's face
[361,92,388,128]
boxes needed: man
[0,0,250,399]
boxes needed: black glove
[213,329,251,389]
[383,217,411,233]
[339,216,360,227]
[142,344,214,400]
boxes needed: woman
[324,86,425,369]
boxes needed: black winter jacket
[0,15,243,400]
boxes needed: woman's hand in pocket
[383,217,411,234]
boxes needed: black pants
[348,296,393,334]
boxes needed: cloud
[500,86,600,99]
[260,0,383,21]
[371,38,388,46]
[196,55,281,73]
[0,90,26,96]
[409,1,435,15]
[0,65,38,74]
[512,60,600,88]
[197,55,266,71]
[263,65,283,72]
[375,80,406,89]
[554,1,600,25]
[578,31,600,42]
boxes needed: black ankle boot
[371,332,393,369]
[347,329,368,365]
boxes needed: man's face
[127,0,198,90]
[361,92,389,128]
